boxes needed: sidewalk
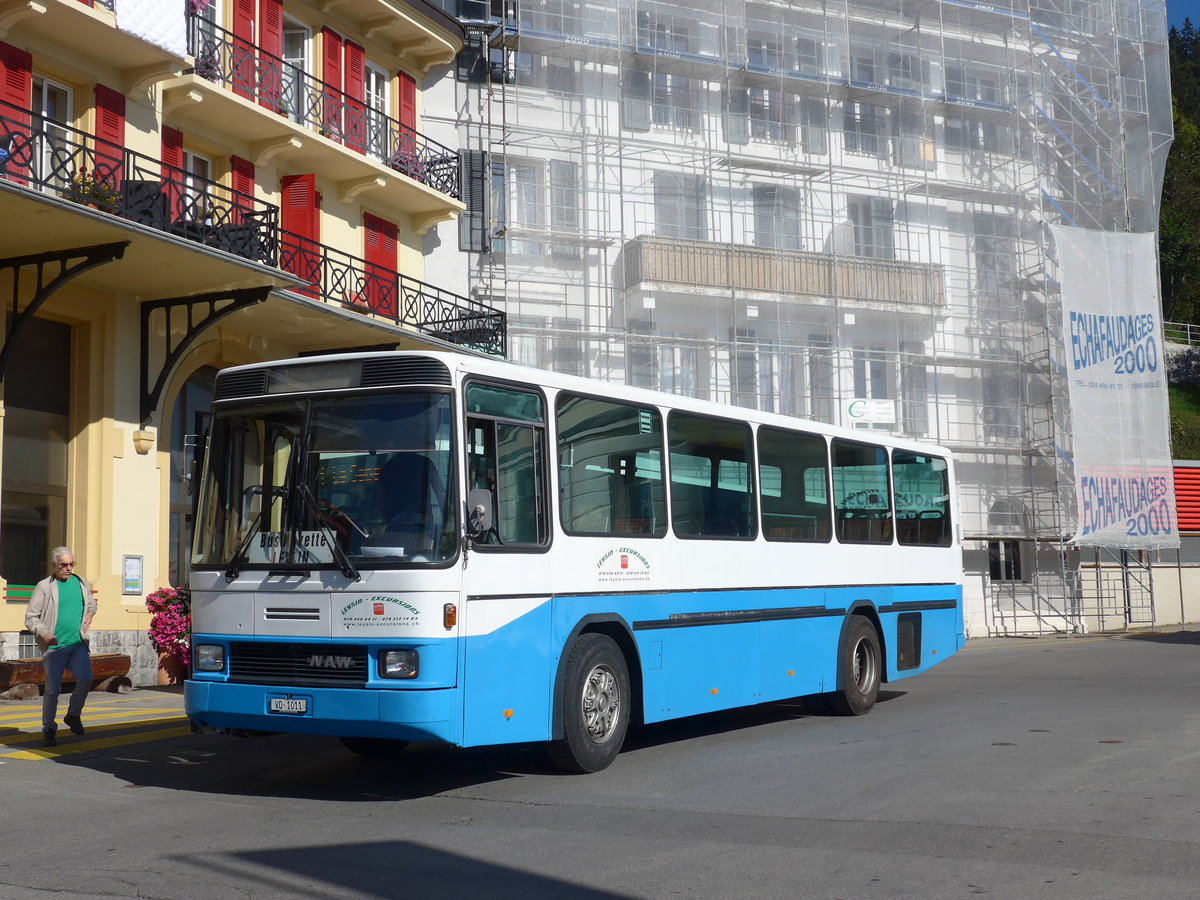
[0,685,189,760]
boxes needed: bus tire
[829,614,882,716]
[547,632,630,773]
[340,737,409,758]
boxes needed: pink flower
[145,586,191,665]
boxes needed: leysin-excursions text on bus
[185,350,964,772]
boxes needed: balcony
[0,100,505,354]
[162,15,461,230]
[0,99,285,296]
[278,233,505,356]
[2,0,186,92]
[315,0,462,74]
[622,237,944,307]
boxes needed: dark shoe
[63,714,84,735]
[42,729,57,747]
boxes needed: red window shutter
[362,212,398,318]
[258,0,283,110]
[321,27,343,141]
[343,41,366,154]
[398,70,416,157]
[93,83,126,191]
[230,155,255,221]
[231,0,256,99]
[0,41,33,182]
[161,125,185,220]
[280,174,321,295]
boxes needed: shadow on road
[172,840,638,899]
[1122,628,1200,645]
[52,690,904,801]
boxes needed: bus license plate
[269,697,308,715]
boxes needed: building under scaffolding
[423,0,1174,635]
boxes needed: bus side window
[465,381,549,548]
[831,439,893,544]
[892,450,952,546]
[668,411,756,540]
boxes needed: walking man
[25,547,95,747]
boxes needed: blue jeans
[42,643,92,731]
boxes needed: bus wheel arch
[547,630,632,773]
[551,615,643,741]
[829,605,884,717]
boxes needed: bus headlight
[380,650,419,679]
[194,644,226,672]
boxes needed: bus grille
[360,357,451,387]
[228,642,369,688]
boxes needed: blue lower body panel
[185,680,460,744]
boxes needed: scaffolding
[431,0,1173,635]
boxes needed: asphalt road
[2,630,1198,899]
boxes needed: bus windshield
[192,392,457,571]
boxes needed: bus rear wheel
[340,737,410,758]
[548,633,630,773]
[829,615,882,716]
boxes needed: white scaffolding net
[435,0,1174,632]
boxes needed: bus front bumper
[184,680,459,745]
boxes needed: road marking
[1,725,193,761]
[0,706,182,722]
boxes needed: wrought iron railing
[623,236,944,306]
[278,231,506,356]
[186,14,461,200]
[0,99,506,355]
[0,98,278,266]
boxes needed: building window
[653,170,707,241]
[282,20,311,124]
[989,540,1023,581]
[491,158,542,255]
[848,196,895,260]
[32,77,72,195]
[364,61,388,157]
[799,98,828,154]
[752,184,802,251]
[749,87,789,142]
[508,316,548,369]
[844,101,885,156]
[852,346,892,431]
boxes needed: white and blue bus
[185,350,963,772]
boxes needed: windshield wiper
[225,504,266,581]
[298,482,361,582]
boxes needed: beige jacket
[24,574,96,655]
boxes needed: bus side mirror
[466,489,493,538]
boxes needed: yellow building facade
[0,0,499,682]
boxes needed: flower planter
[156,652,188,685]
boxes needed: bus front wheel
[548,633,630,773]
[829,615,882,716]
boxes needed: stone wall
[0,630,162,687]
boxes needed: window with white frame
[32,77,72,194]
[852,346,892,430]
[848,195,895,260]
[364,61,388,157]
[490,157,581,257]
[752,184,802,252]
[282,20,311,124]
[653,170,707,241]
[182,150,213,220]
[843,100,885,156]
[491,158,543,255]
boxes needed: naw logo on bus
[596,547,651,584]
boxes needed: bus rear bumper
[184,680,459,745]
